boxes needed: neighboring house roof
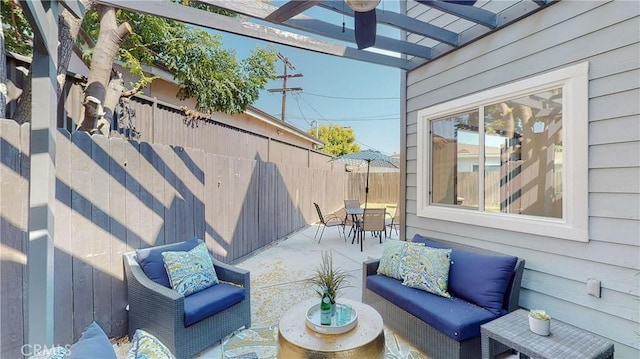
[133,62,323,148]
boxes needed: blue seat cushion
[412,234,517,316]
[136,238,201,288]
[183,282,246,327]
[367,274,497,341]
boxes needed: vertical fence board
[160,145,176,245]
[190,149,205,240]
[0,120,26,357]
[240,159,259,255]
[138,142,155,248]
[258,162,275,250]
[70,131,95,339]
[150,143,166,247]
[172,147,188,242]
[203,153,216,255]
[125,141,141,251]
[109,137,128,337]
[54,129,73,345]
[175,148,194,239]
[91,135,112,334]
[217,156,233,260]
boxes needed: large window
[416,63,589,241]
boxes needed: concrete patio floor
[195,223,394,358]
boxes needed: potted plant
[306,251,353,314]
[529,309,551,336]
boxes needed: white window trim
[416,62,589,242]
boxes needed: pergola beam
[198,0,431,59]
[415,0,498,28]
[96,0,412,69]
[264,0,322,23]
[57,0,87,19]
[317,1,460,46]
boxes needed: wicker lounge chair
[123,241,251,358]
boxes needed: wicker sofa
[123,239,251,358]
[362,235,525,359]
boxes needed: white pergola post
[24,0,59,347]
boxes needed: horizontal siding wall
[404,0,639,356]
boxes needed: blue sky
[209,2,402,155]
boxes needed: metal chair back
[344,199,361,209]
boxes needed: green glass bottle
[320,286,332,325]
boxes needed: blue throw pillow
[66,322,116,359]
[448,250,517,316]
[412,234,517,315]
[136,238,201,288]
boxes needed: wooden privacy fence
[0,119,349,353]
[346,172,400,205]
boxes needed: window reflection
[428,89,563,219]
[484,88,563,218]
[430,111,479,209]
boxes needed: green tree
[310,124,360,156]
[1,0,278,132]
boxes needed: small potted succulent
[306,251,353,315]
[528,309,551,336]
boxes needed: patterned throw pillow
[402,245,453,298]
[126,329,175,359]
[162,242,219,296]
[376,240,424,280]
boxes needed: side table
[481,309,614,359]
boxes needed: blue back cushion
[183,282,246,327]
[412,234,517,316]
[366,275,496,341]
[136,238,201,288]
[66,321,117,359]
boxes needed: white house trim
[416,62,589,241]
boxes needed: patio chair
[357,208,387,251]
[123,239,251,358]
[343,199,362,237]
[386,206,400,237]
[314,202,345,243]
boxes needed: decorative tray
[305,302,358,334]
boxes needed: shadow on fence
[0,120,346,353]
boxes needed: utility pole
[268,53,302,122]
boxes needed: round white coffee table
[278,298,385,359]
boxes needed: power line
[285,114,399,122]
[303,91,399,100]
